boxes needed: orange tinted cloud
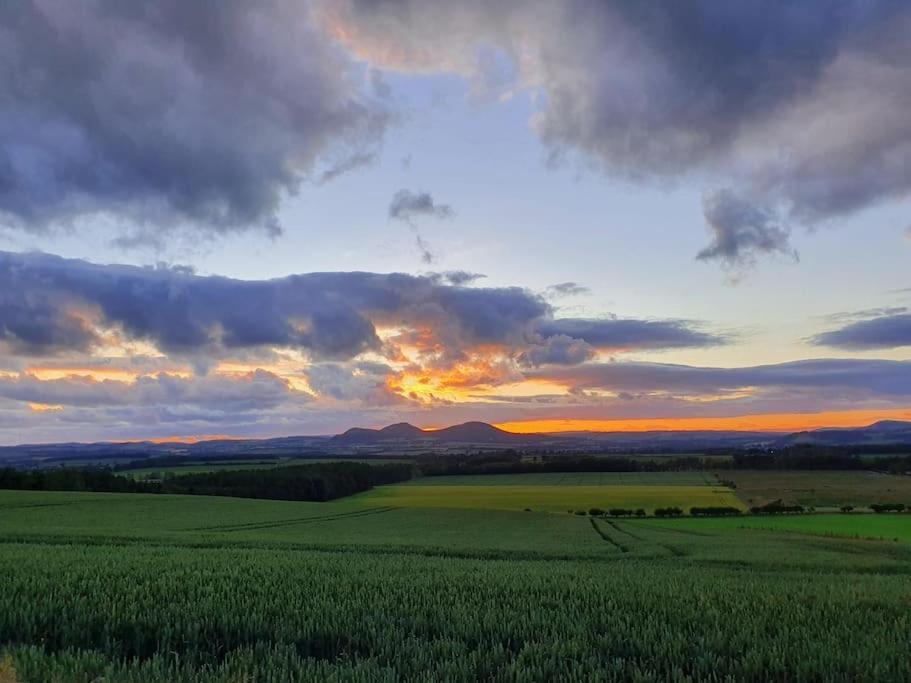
[26,366,191,382]
[387,357,518,402]
[496,408,911,434]
[27,402,64,413]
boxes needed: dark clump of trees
[161,462,413,502]
[750,501,805,515]
[654,507,683,517]
[0,462,413,503]
[608,508,634,517]
[0,467,150,493]
[690,506,741,517]
[418,453,717,477]
[418,447,911,478]
[870,503,906,513]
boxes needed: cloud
[0,369,302,411]
[0,250,548,362]
[388,190,454,223]
[0,250,733,377]
[545,282,590,298]
[696,190,797,268]
[306,361,398,403]
[435,271,486,286]
[316,151,378,185]
[529,358,911,398]
[534,317,725,351]
[387,189,454,263]
[321,0,911,266]
[812,313,911,350]
[518,335,595,367]
[0,1,386,241]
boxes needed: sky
[1,0,910,444]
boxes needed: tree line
[0,462,413,502]
[416,449,911,477]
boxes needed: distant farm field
[724,470,911,507]
[356,473,741,513]
[400,471,717,486]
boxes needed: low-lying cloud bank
[813,312,911,350]
[0,251,722,364]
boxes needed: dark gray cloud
[534,317,725,351]
[0,1,385,241]
[529,358,911,398]
[0,251,729,371]
[0,369,301,411]
[0,250,548,361]
[325,0,911,267]
[518,335,595,367]
[545,282,590,298]
[388,189,454,263]
[812,314,911,350]
[697,190,796,268]
[388,190,454,223]
[436,271,486,286]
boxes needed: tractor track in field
[603,518,645,541]
[0,500,107,511]
[589,518,629,553]
[604,518,688,557]
[186,505,398,532]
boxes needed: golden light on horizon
[495,408,911,434]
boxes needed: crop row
[0,539,909,682]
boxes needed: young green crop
[0,489,909,681]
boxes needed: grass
[646,513,911,544]
[724,469,911,507]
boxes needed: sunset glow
[496,409,911,434]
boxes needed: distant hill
[3,419,910,468]
[777,420,911,447]
[334,422,429,444]
[430,421,535,444]
[333,421,536,445]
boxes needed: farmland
[356,474,741,512]
[722,469,911,507]
[649,512,911,544]
[0,471,910,681]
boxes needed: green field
[357,484,741,512]
[647,512,911,543]
[355,471,740,512]
[1,481,910,681]
[724,470,911,507]
[401,471,717,486]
